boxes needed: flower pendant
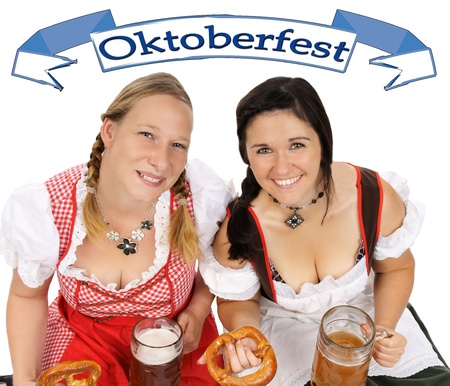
[117,237,138,255]
[107,230,120,241]
[141,219,153,230]
[131,228,145,241]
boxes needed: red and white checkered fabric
[41,299,73,370]
[44,164,85,259]
[41,165,196,371]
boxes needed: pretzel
[205,326,277,386]
[36,360,101,386]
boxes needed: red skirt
[57,296,220,385]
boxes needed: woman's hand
[199,326,277,385]
[176,308,204,354]
[197,335,262,373]
[372,326,406,367]
[224,337,263,373]
[176,272,215,354]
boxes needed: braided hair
[83,72,200,263]
[228,76,334,261]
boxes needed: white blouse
[0,159,234,290]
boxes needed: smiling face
[100,94,193,203]
[245,109,323,206]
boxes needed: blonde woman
[2,72,232,385]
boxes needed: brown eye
[291,142,305,149]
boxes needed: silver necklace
[269,191,324,229]
[93,192,157,255]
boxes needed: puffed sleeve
[186,158,235,253]
[199,254,261,300]
[374,172,425,260]
[0,183,59,287]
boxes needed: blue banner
[12,9,436,91]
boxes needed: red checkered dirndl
[41,165,196,372]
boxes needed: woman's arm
[217,293,261,332]
[212,216,262,331]
[372,249,415,330]
[7,269,52,385]
[202,218,263,371]
[371,249,414,367]
[373,178,415,328]
[370,179,415,367]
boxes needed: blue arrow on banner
[11,9,436,91]
[11,10,116,91]
[332,10,436,90]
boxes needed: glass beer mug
[130,317,184,386]
[311,305,377,386]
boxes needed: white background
[1,0,449,376]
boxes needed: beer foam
[135,329,181,365]
[138,328,179,347]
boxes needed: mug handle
[375,329,393,341]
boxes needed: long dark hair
[227,76,334,261]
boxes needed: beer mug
[311,305,378,386]
[130,317,183,386]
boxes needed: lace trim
[374,172,424,260]
[58,168,171,292]
[199,257,261,301]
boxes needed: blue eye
[172,143,188,150]
[140,132,154,139]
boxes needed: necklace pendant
[106,230,120,241]
[117,237,138,255]
[141,219,153,230]
[285,211,304,229]
[132,228,145,241]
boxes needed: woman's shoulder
[330,162,359,205]
[378,176,407,236]
[332,162,385,194]
[331,162,358,184]
[333,162,409,236]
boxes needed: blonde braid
[169,170,201,263]
[82,133,108,240]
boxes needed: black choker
[269,191,324,229]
